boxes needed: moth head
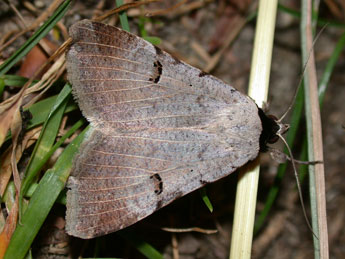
[258,109,289,151]
[266,114,290,143]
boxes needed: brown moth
[65,20,282,239]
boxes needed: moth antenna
[278,24,328,123]
[277,133,319,240]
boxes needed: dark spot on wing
[154,45,163,56]
[196,96,202,103]
[150,173,163,195]
[153,60,162,83]
[196,95,206,108]
[199,71,208,77]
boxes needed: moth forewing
[65,20,278,238]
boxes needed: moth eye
[268,135,279,144]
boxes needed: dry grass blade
[161,227,218,234]
[0,99,25,254]
[0,128,40,196]
[0,0,66,53]
[0,195,19,258]
[301,0,329,257]
[94,0,161,21]
[145,0,188,16]
[230,0,278,258]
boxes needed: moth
[65,20,285,239]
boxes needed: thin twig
[162,227,217,234]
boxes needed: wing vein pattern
[66,20,262,238]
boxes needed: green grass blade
[22,117,85,199]
[318,30,345,106]
[0,74,32,98]
[4,126,89,259]
[200,188,213,212]
[20,84,71,202]
[27,95,78,130]
[116,0,130,32]
[278,3,345,28]
[4,95,78,143]
[0,77,5,97]
[25,182,67,206]
[138,17,162,45]
[143,36,162,45]
[119,231,163,259]
[298,30,345,181]
[1,75,31,87]
[0,1,71,76]
[301,0,328,257]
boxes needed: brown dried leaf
[18,38,58,79]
